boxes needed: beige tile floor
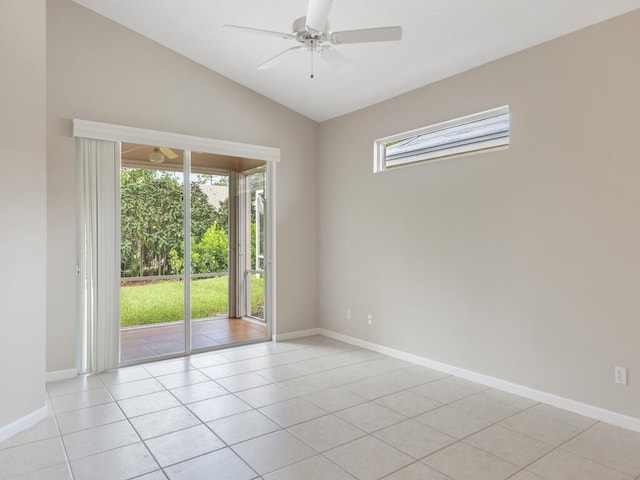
[2,335,640,480]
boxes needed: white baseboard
[273,328,321,342]
[0,404,48,443]
[46,368,77,383]
[317,328,640,433]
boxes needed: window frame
[374,105,510,173]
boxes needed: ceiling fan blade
[258,46,304,70]
[158,147,178,160]
[306,0,333,33]
[223,24,294,40]
[330,26,402,44]
[121,145,146,155]
[319,46,354,71]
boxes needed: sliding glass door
[119,143,270,365]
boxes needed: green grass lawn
[120,276,264,327]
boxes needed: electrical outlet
[615,366,628,385]
[367,313,373,325]
[346,308,351,320]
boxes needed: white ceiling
[71,0,640,122]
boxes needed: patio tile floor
[120,318,267,363]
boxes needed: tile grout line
[517,420,640,479]
[500,421,602,480]
[141,354,289,478]
[46,393,76,480]
[101,359,234,479]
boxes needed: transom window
[374,105,510,172]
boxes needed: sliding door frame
[73,119,278,364]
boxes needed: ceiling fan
[224,0,402,78]
[121,145,179,164]
[148,148,178,164]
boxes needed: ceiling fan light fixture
[149,148,165,163]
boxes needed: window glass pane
[190,173,230,351]
[119,148,185,363]
[376,106,510,171]
[248,170,265,320]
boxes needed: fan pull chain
[310,41,315,79]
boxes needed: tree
[120,169,183,277]
[120,168,218,277]
[190,182,217,239]
[170,222,229,274]
[212,197,229,233]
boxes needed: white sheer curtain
[76,138,120,374]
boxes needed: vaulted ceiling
[72,0,640,122]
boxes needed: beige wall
[42,0,640,423]
[318,10,640,418]
[46,0,319,372]
[0,0,47,426]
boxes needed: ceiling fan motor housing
[293,16,328,43]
